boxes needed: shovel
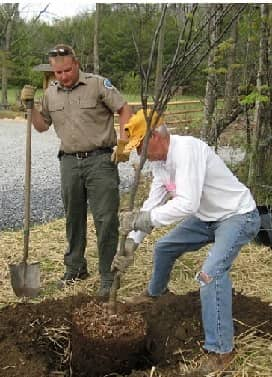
[9,100,40,298]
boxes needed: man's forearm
[31,107,49,132]
[118,103,133,140]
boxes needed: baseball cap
[123,109,165,153]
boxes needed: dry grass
[0,184,271,376]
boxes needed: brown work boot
[197,350,235,375]
[125,288,172,305]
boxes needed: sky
[18,1,96,23]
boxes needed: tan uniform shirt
[40,71,126,153]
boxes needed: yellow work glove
[20,85,37,103]
[111,139,130,164]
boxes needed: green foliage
[230,63,243,70]
[204,67,228,75]
[240,88,269,106]
[216,38,234,55]
[122,72,141,94]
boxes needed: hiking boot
[57,270,90,289]
[125,288,172,305]
[197,351,235,374]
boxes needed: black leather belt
[58,147,112,160]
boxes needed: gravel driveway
[0,119,142,230]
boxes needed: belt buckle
[76,152,88,159]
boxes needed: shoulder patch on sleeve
[49,80,58,86]
[103,78,113,89]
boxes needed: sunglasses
[48,48,74,57]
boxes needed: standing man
[21,44,132,298]
[112,109,260,373]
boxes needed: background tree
[93,3,100,74]
[154,4,165,97]
[204,14,243,146]
[201,4,218,142]
[247,4,272,201]
[0,3,19,108]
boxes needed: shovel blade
[9,262,40,298]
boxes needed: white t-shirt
[130,135,256,244]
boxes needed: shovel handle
[23,100,33,262]
[108,233,127,313]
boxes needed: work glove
[111,139,130,164]
[111,238,138,273]
[21,85,37,103]
[120,210,153,234]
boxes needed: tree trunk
[93,3,100,74]
[1,4,18,109]
[223,18,239,116]
[202,5,217,143]
[206,16,242,146]
[1,11,12,108]
[154,5,165,97]
[248,4,272,196]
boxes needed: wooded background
[1,3,272,202]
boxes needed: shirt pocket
[48,101,64,112]
[79,98,97,109]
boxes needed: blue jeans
[147,208,260,353]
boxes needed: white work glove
[21,85,36,103]
[111,238,138,273]
[111,139,130,164]
[120,210,153,234]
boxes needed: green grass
[7,87,21,104]
[6,87,44,106]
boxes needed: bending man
[112,109,260,373]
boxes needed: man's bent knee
[195,271,213,287]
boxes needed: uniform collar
[77,70,88,85]
[56,70,87,90]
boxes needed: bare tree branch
[32,3,50,23]
[10,3,50,49]
[145,5,167,93]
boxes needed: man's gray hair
[156,123,169,137]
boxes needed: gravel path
[0,119,146,230]
[0,119,245,231]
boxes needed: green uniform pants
[59,152,120,281]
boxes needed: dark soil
[0,290,271,377]
[72,300,147,376]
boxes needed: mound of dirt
[0,291,271,377]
